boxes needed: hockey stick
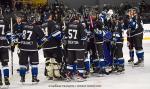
[10,17,14,75]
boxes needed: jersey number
[0,25,5,35]
[68,29,77,39]
[22,30,33,40]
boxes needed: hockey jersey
[65,21,86,50]
[41,20,61,49]
[128,16,144,37]
[19,23,44,51]
[0,19,10,48]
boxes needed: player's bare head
[48,14,53,21]
[16,15,22,23]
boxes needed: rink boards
[143,24,150,40]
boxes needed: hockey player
[0,9,10,86]
[18,15,45,83]
[110,16,125,72]
[127,8,144,66]
[64,14,87,81]
[84,14,104,75]
[41,13,63,80]
[13,15,30,73]
[83,17,97,75]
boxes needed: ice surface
[6,41,150,89]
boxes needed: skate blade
[92,73,100,77]
[133,62,144,67]
[75,78,86,82]
[116,71,125,75]
[97,74,105,77]
[126,62,134,67]
[93,73,105,77]
[128,61,134,64]
[64,79,72,82]
[0,85,9,89]
[32,82,39,85]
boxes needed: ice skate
[20,76,25,84]
[64,72,73,82]
[134,59,144,67]
[0,78,3,87]
[128,58,134,64]
[117,65,125,73]
[32,76,40,84]
[75,73,86,82]
[4,77,10,86]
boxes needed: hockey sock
[84,58,90,72]
[77,60,84,76]
[129,50,134,58]
[113,58,118,65]
[73,64,77,74]
[3,66,9,78]
[31,65,38,77]
[20,66,27,77]
[136,50,144,60]
[99,59,108,68]
[77,70,84,77]
[117,58,125,65]
[66,64,74,76]
[93,59,100,69]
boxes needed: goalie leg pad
[46,60,54,77]
[46,58,61,78]
[53,64,61,78]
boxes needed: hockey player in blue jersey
[13,15,31,73]
[41,12,63,80]
[0,9,10,86]
[127,8,144,66]
[64,14,87,82]
[110,15,125,72]
[18,15,45,83]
